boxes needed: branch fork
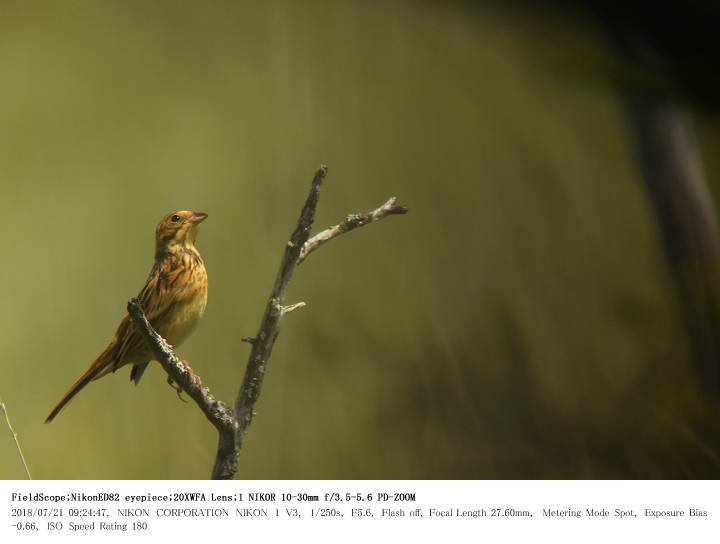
[127,165,406,479]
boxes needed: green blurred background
[2,0,720,479]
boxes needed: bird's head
[155,210,208,257]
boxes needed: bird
[45,210,209,423]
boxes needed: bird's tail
[45,347,116,423]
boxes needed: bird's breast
[163,297,205,348]
[159,258,208,349]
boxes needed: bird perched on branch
[45,210,209,423]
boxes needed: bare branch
[232,167,407,476]
[1,397,32,479]
[298,196,408,264]
[234,165,328,457]
[126,299,238,479]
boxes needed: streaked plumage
[45,210,209,423]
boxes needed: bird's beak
[189,212,208,225]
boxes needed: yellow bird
[45,210,209,423]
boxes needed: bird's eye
[170,215,181,222]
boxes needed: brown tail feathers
[45,350,116,423]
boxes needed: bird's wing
[111,260,190,370]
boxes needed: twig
[298,197,408,264]
[127,165,407,479]
[281,302,306,315]
[1,397,32,479]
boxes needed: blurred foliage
[1,0,720,479]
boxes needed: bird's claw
[167,376,187,403]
